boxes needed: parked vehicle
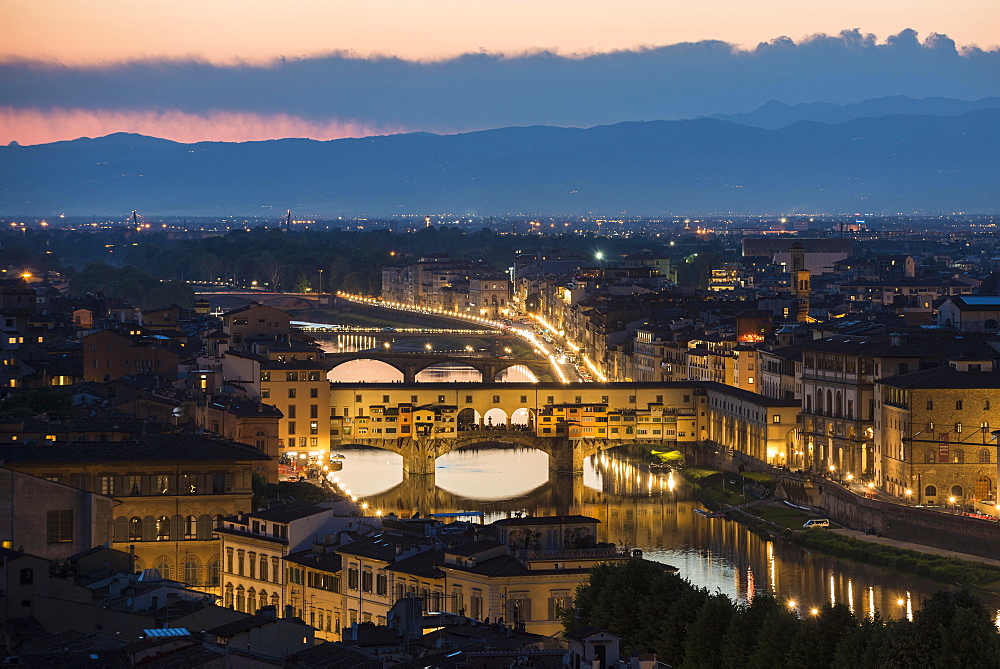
[803,518,830,529]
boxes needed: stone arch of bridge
[326,355,487,381]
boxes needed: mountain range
[2,106,998,216]
[705,95,1000,129]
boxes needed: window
[979,449,991,464]
[129,516,143,540]
[772,415,781,423]
[96,475,114,495]
[156,475,171,494]
[310,404,318,419]
[184,515,197,539]
[361,569,373,593]
[288,421,296,434]
[310,387,318,398]
[156,516,170,540]
[288,388,296,398]
[155,558,171,580]
[508,594,530,622]
[19,568,33,585]
[548,592,572,620]
[47,510,73,543]
[953,449,965,464]
[184,558,199,585]
[956,400,963,410]
[925,485,937,497]
[261,388,270,398]
[493,395,500,403]
[259,554,268,581]
[955,423,963,433]
[310,421,318,434]
[376,574,387,596]
[286,372,298,382]
[348,567,359,590]
[287,405,296,419]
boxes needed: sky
[1,0,998,144]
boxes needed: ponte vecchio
[326,381,800,476]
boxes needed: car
[803,518,830,529]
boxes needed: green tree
[682,593,736,669]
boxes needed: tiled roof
[877,366,1000,389]
[0,433,270,463]
[244,502,330,523]
[445,540,504,557]
[206,613,279,637]
[384,549,444,579]
[286,642,381,669]
[283,550,342,572]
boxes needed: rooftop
[0,433,270,464]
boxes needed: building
[0,467,114,560]
[82,328,187,382]
[0,433,269,587]
[193,397,283,483]
[875,361,998,506]
[797,333,999,477]
[937,296,1000,332]
[221,302,292,351]
[214,500,363,622]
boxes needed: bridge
[334,430,696,476]
[324,352,551,383]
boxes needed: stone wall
[818,480,1000,560]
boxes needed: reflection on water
[335,444,1000,620]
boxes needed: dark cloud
[0,29,996,131]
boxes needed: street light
[904,489,913,505]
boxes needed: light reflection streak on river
[333,444,1000,623]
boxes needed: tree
[682,593,735,668]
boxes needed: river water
[330,445,1000,622]
[318,333,1000,623]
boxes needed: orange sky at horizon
[0,107,411,146]
[2,0,998,66]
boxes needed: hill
[2,110,998,215]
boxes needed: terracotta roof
[0,433,270,463]
[876,366,1000,389]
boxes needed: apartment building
[875,360,998,506]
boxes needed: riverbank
[725,500,1000,590]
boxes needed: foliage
[251,472,340,509]
[68,263,195,309]
[681,466,721,481]
[0,387,72,421]
[567,559,1000,668]
[651,449,685,464]
[791,530,1000,587]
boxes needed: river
[332,444,1000,623]
[316,329,1000,623]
